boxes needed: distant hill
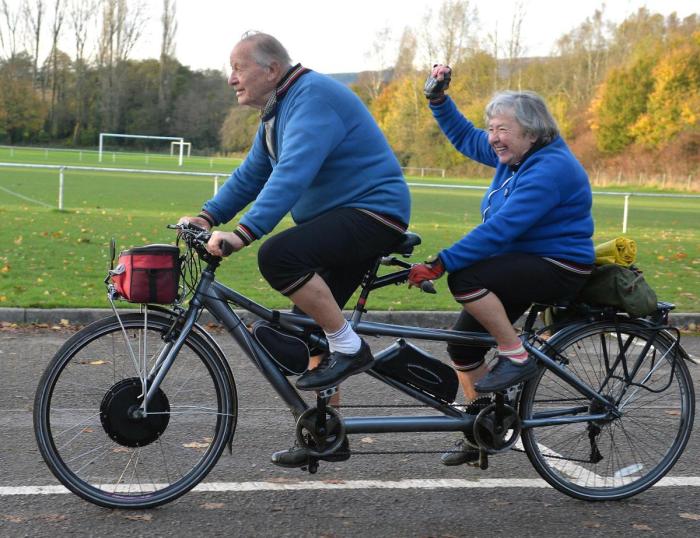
[328,72,359,85]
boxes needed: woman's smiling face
[487,110,537,166]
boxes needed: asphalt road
[2,326,700,538]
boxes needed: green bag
[576,264,658,318]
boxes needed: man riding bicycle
[179,32,410,467]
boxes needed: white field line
[0,185,53,207]
[4,477,700,496]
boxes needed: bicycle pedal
[318,386,338,399]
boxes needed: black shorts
[445,253,591,370]
[258,207,406,308]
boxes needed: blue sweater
[431,97,595,272]
[203,71,410,238]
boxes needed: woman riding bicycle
[410,66,595,465]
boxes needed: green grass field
[1,146,698,311]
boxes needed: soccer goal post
[169,140,192,158]
[98,133,187,166]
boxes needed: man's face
[487,110,537,167]
[228,41,278,108]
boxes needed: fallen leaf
[40,514,67,522]
[360,436,375,444]
[124,514,152,521]
[183,441,210,449]
[201,502,225,510]
[679,512,700,521]
[632,524,653,531]
[583,521,601,529]
[112,447,130,453]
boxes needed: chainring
[472,403,522,455]
[295,406,346,457]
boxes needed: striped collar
[261,63,311,121]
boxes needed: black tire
[520,320,694,501]
[34,313,237,509]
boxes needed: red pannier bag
[109,244,181,304]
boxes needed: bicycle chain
[319,404,596,464]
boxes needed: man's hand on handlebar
[177,215,212,231]
[207,231,243,257]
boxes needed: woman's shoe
[474,356,538,393]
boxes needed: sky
[130,0,698,74]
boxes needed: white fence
[1,162,699,233]
[402,167,446,178]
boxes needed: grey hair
[239,31,292,68]
[485,91,559,144]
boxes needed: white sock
[325,320,361,354]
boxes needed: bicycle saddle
[388,232,422,256]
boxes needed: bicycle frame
[138,255,628,437]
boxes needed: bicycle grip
[420,280,437,294]
[219,239,234,257]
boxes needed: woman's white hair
[486,91,559,144]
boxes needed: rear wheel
[34,313,237,509]
[520,320,694,501]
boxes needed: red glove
[408,257,445,288]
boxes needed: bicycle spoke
[521,320,693,500]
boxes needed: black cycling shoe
[441,397,491,466]
[271,438,351,468]
[441,438,480,467]
[474,355,538,393]
[295,340,374,391]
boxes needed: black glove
[424,65,451,102]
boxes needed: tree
[630,31,700,148]
[68,0,97,144]
[47,0,65,134]
[0,53,46,142]
[394,27,417,78]
[589,56,656,153]
[97,0,146,132]
[420,0,478,67]
[219,105,258,153]
[0,0,24,59]
[158,0,177,131]
[22,0,43,86]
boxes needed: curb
[0,307,698,330]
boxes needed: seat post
[349,256,383,327]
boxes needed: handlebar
[168,222,235,258]
[420,280,437,294]
[170,223,436,293]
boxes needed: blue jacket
[431,97,595,272]
[203,70,410,239]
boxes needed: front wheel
[520,320,694,501]
[34,313,237,509]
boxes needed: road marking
[3,477,700,496]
